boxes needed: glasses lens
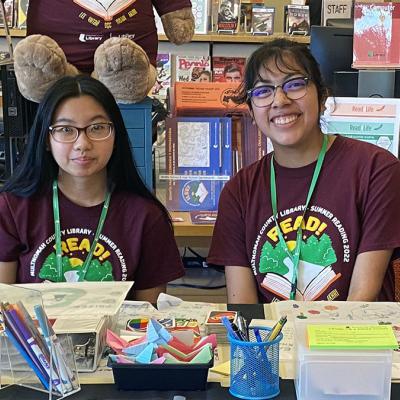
[50,126,78,143]
[251,85,275,106]
[86,123,112,140]
[283,77,308,100]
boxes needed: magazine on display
[286,5,310,35]
[175,55,212,83]
[150,53,171,103]
[252,5,275,35]
[217,0,241,32]
[212,56,245,82]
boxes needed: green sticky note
[307,324,398,350]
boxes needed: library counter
[1,304,400,399]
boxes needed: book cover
[0,0,14,28]
[252,6,275,35]
[163,117,232,211]
[192,0,209,34]
[321,0,353,27]
[353,2,400,69]
[212,56,245,82]
[151,53,171,102]
[217,0,241,32]
[17,0,29,28]
[175,55,212,83]
[286,5,310,35]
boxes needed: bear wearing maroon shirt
[13,0,194,103]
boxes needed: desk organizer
[118,98,153,190]
[294,320,393,400]
[228,326,282,400]
[108,358,213,391]
[0,284,80,399]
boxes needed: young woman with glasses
[208,39,400,303]
[0,75,184,302]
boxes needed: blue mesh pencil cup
[228,327,282,400]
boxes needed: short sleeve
[207,180,250,267]
[0,195,21,261]
[133,212,184,290]
[358,155,400,253]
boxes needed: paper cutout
[136,343,156,364]
[210,360,231,376]
[147,319,172,344]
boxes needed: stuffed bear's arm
[161,7,195,44]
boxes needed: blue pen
[221,316,241,340]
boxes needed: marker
[34,304,77,392]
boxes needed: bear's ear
[161,8,195,45]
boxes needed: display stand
[0,284,80,399]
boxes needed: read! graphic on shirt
[30,229,128,282]
[251,205,349,301]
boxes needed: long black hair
[2,75,171,224]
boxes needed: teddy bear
[13,0,194,103]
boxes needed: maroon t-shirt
[27,0,192,72]
[208,135,400,302]
[0,189,184,291]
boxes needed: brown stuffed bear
[13,0,194,103]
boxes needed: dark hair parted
[2,75,171,224]
[238,38,328,109]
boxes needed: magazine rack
[0,284,80,399]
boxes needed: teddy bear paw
[92,37,156,103]
[13,35,79,103]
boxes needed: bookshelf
[171,212,214,248]
[0,28,26,37]
[159,33,310,44]
[0,29,310,44]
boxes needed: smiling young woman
[207,39,400,304]
[0,76,184,303]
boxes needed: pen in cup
[236,315,249,341]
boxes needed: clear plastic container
[294,320,393,400]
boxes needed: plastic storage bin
[108,358,213,391]
[294,320,393,400]
[228,327,282,400]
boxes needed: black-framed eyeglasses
[247,76,311,108]
[49,122,114,143]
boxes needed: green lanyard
[52,180,112,282]
[270,134,328,300]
